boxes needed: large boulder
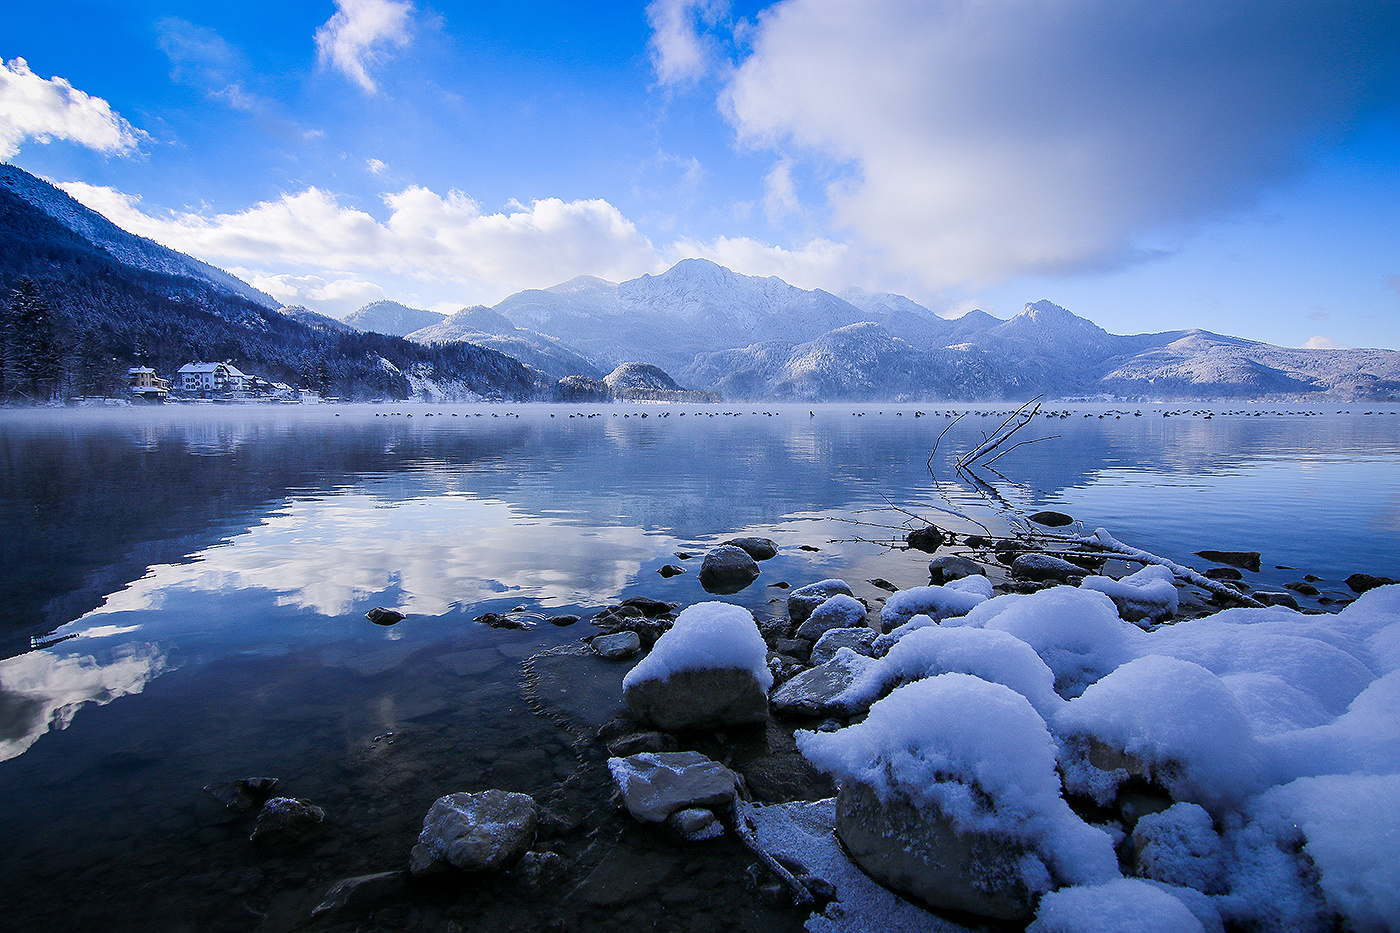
[799,676,1118,921]
[409,790,539,874]
[698,545,761,594]
[622,602,772,731]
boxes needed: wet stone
[1027,510,1075,527]
[905,526,946,553]
[1346,573,1399,593]
[658,564,686,577]
[204,777,279,813]
[592,631,642,659]
[724,536,779,561]
[310,871,406,919]
[1195,550,1262,572]
[366,607,405,626]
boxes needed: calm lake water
[1,402,1397,931]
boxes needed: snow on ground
[781,580,1400,932]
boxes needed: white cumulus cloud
[58,181,665,305]
[315,0,415,94]
[0,57,145,159]
[722,0,1400,290]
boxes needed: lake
[1,402,1397,931]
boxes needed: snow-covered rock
[607,751,738,824]
[1081,564,1180,625]
[788,579,855,627]
[622,602,771,730]
[799,675,1119,920]
[795,594,869,642]
[879,576,993,633]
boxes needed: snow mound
[621,602,773,691]
[1028,878,1208,933]
[1248,773,1400,933]
[878,576,992,632]
[954,586,1142,698]
[1056,656,1265,812]
[842,624,1063,720]
[1265,669,1400,783]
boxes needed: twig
[984,434,1061,467]
[927,412,967,480]
[958,397,1043,467]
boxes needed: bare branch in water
[959,397,1044,467]
[984,434,1061,467]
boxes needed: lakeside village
[123,361,322,404]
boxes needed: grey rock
[605,730,679,757]
[250,797,325,850]
[928,555,986,585]
[658,564,686,577]
[1027,510,1074,527]
[311,871,406,919]
[411,790,538,874]
[624,667,769,731]
[548,614,580,626]
[620,596,676,617]
[795,594,869,642]
[809,627,878,666]
[787,579,854,627]
[607,751,738,823]
[835,780,1044,921]
[724,536,779,561]
[1011,552,1083,582]
[698,544,761,594]
[1255,591,1301,610]
[591,630,641,659]
[770,650,877,718]
[773,638,811,662]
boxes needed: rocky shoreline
[192,521,1396,933]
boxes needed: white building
[177,362,248,394]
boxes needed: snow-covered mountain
[0,165,279,311]
[405,305,604,382]
[342,300,447,336]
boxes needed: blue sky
[2,0,1397,349]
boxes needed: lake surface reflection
[0,402,1397,930]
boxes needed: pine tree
[3,278,61,402]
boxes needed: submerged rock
[310,871,406,919]
[1027,510,1075,527]
[591,630,641,659]
[204,777,279,813]
[410,790,539,875]
[1195,550,1262,572]
[250,797,326,851]
[698,544,761,594]
[658,564,686,577]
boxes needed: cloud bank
[60,181,664,306]
[315,0,415,94]
[0,58,145,159]
[720,0,1400,289]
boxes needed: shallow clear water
[0,401,1397,930]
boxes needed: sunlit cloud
[315,0,415,94]
[0,57,145,159]
[1303,335,1349,350]
[58,181,665,304]
[722,0,1400,290]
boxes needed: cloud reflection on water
[0,645,166,762]
[83,490,661,620]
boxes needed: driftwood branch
[958,397,1043,467]
[1071,528,1265,608]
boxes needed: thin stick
[984,434,1061,467]
[958,399,1043,467]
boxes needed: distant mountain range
[4,162,1396,402]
